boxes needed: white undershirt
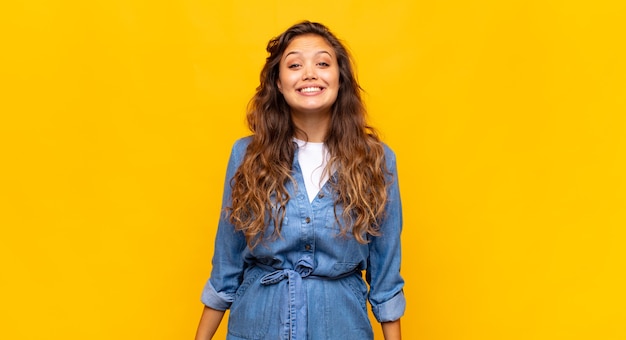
[295,138,330,202]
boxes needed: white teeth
[300,87,322,93]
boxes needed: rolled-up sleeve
[200,138,250,310]
[366,146,406,322]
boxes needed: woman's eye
[318,62,330,67]
[288,63,301,69]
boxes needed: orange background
[1,0,625,339]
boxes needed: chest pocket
[324,207,354,234]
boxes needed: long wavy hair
[228,21,390,249]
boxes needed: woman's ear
[277,79,283,93]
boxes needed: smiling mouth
[298,87,324,93]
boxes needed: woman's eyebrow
[283,50,333,60]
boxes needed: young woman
[195,21,405,340]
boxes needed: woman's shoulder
[381,142,396,156]
[231,135,253,153]
[380,141,397,167]
[223,136,253,168]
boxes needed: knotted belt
[259,257,313,340]
[257,257,359,340]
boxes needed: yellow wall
[1,0,625,339]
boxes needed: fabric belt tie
[258,258,360,340]
[259,257,313,340]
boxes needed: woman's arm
[381,319,402,340]
[196,139,250,339]
[194,306,225,340]
[367,147,406,324]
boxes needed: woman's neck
[291,111,330,142]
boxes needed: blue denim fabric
[201,137,405,340]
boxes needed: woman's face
[277,34,339,119]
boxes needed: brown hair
[228,21,389,249]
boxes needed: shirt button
[305,217,311,224]
[318,192,325,199]
[305,244,311,251]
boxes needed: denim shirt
[201,137,405,340]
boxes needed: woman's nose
[302,65,317,80]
